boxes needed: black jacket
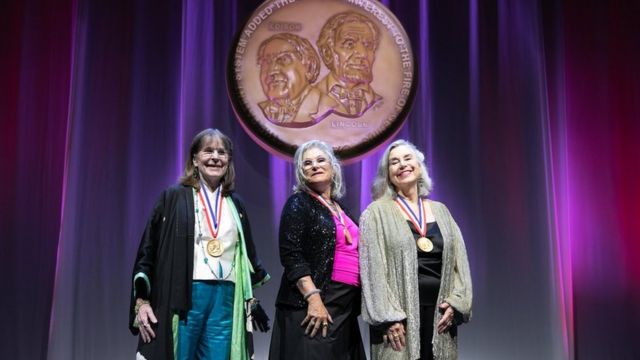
[275,191,356,308]
[129,184,269,359]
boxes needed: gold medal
[416,237,433,252]
[396,196,433,252]
[207,238,223,257]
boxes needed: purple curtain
[1,0,639,359]
[0,0,73,358]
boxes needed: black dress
[413,221,444,360]
[269,192,366,360]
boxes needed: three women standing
[359,140,473,360]
[129,133,471,360]
[129,129,270,360]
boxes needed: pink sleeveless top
[331,212,360,287]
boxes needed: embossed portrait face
[229,0,416,160]
[259,38,309,102]
[331,21,376,85]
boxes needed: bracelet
[303,289,321,301]
[135,299,150,314]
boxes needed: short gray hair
[293,140,345,199]
[371,139,433,200]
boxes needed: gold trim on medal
[417,237,433,252]
[207,239,223,257]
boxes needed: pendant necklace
[198,181,224,257]
[308,191,353,244]
[194,187,233,280]
[395,195,433,252]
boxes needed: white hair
[371,139,433,200]
[292,140,345,199]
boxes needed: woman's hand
[437,302,455,334]
[383,322,406,351]
[136,299,158,343]
[300,294,333,338]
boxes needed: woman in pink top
[269,140,365,359]
[332,208,361,287]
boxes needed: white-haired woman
[269,140,366,359]
[359,140,472,360]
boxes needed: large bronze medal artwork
[227,0,416,162]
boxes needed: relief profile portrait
[257,33,337,128]
[315,11,383,118]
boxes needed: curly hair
[292,140,345,199]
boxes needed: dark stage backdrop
[1,0,639,359]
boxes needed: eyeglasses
[302,157,328,169]
[199,148,228,159]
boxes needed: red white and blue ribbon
[395,195,427,237]
[198,182,223,239]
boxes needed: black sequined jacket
[275,191,356,309]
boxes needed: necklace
[198,181,224,257]
[395,195,433,252]
[194,187,235,280]
[308,191,353,244]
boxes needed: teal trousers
[177,280,234,360]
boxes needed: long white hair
[371,139,433,200]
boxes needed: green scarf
[227,198,254,360]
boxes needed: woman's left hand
[383,322,406,351]
[301,294,333,338]
[436,302,456,334]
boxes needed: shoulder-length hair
[179,128,236,196]
[371,139,433,200]
[292,140,345,199]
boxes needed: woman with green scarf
[129,128,270,360]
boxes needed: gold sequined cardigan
[359,198,472,360]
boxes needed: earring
[193,166,200,180]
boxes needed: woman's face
[388,145,420,190]
[192,136,229,187]
[301,147,333,192]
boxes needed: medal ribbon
[198,182,224,239]
[308,191,346,224]
[308,191,352,243]
[395,195,427,237]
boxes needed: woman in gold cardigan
[359,140,472,360]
